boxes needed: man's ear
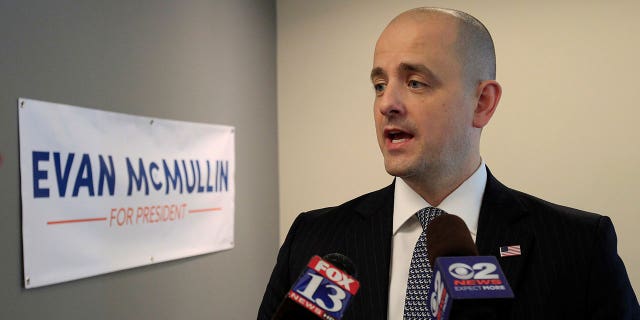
[473,80,502,128]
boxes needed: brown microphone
[426,213,478,266]
[425,213,508,320]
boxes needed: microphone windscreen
[426,214,478,265]
[322,253,357,278]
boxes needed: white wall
[278,0,640,298]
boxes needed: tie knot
[416,207,444,230]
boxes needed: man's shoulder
[296,183,395,223]
[486,171,604,226]
[280,182,394,270]
[506,185,605,228]
[482,172,614,258]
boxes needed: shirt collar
[392,161,487,238]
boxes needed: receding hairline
[390,7,464,23]
[387,7,497,82]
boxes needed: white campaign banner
[18,98,235,288]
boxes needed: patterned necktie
[403,207,444,320]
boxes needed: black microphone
[272,253,360,320]
[426,214,514,320]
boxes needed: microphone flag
[428,256,514,319]
[288,255,360,320]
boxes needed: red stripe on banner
[188,207,222,214]
[47,217,107,225]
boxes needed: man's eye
[408,80,425,89]
[374,83,386,92]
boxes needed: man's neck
[402,158,482,206]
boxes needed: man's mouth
[386,130,413,144]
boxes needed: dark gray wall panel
[0,1,277,319]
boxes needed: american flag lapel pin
[499,245,521,257]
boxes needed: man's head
[371,8,501,202]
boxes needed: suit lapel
[354,182,395,220]
[350,182,395,317]
[476,170,534,294]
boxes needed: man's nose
[377,83,406,116]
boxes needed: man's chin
[383,163,414,179]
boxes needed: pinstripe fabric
[475,172,639,319]
[258,170,639,320]
[258,184,394,320]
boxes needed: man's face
[371,15,477,181]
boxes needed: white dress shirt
[387,162,487,319]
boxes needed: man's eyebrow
[370,63,441,84]
[400,62,442,86]
[400,63,435,78]
[370,67,386,81]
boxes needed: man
[258,7,638,320]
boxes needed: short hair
[401,8,497,86]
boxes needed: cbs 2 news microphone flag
[429,256,514,319]
[18,98,235,288]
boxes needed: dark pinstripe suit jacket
[258,171,639,319]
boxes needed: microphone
[272,253,360,320]
[426,214,514,320]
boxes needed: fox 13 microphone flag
[18,98,235,288]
